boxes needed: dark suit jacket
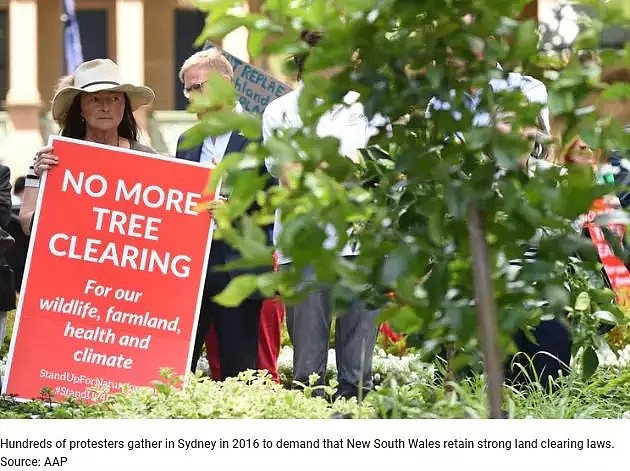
[0,165,15,307]
[5,210,28,292]
[0,165,11,230]
[175,132,273,300]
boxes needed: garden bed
[1,345,629,419]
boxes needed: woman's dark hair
[61,93,139,142]
[294,30,324,80]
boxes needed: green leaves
[194,0,630,386]
[575,291,591,311]
[548,89,578,116]
[191,71,237,110]
[599,82,630,102]
[196,12,275,45]
[213,275,259,307]
[582,346,599,381]
[189,112,261,144]
[380,246,412,285]
[216,214,273,264]
[510,19,540,63]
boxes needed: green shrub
[2,360,628,419]
[0,370,372,419]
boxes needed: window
[174,9,206,110]
[62,9,108,73]
[77,10,108,61]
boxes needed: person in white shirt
[262,31,379,399]
[176,49,274,378]
[429,68,551,170]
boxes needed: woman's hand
[33,146,59,177]
[206,196,227,216]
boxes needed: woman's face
[566,138,597,168]
[80,91,125,133]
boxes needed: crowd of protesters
[0,27,627,399]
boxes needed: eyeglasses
[183,81,206,99]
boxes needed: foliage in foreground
[191,0,630,386]
[0,370,370,419]
[1,358,628,419]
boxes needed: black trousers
[190,296,262,380]
[506,319,572,386]
[431,318,572,388]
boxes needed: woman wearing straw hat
[19,58,156,235]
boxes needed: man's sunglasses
[183,81,206,99]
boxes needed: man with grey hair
[176,48,274,379]
[178,49,235,104]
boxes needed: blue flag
[62,0,84,74]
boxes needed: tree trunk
[467,201,504,418]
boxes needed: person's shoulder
[130,141,158,154]
[175,130,187,145]
[491,71,548,104]
[519,75,548,103]
[262,88,303,134]
[231,131,254,146]
[263,88,299,116]
[519,74,546,91]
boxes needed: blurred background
[0,0,627,181]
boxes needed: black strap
[81,81,120,89]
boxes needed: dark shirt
[0,165,11,230]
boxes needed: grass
[0,309,15,358]
[367,359,630,419]
[505,366,630,418]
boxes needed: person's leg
[507,319,572,387]
[190,298,213,373]
[285,266,331,394]
[334,298,379,399]
[256,297,285,382]
[194,247,228,374]
[204,323,222,380]
[213,298,262,379]
[206,298,284,383]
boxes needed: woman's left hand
[33,145,58,177]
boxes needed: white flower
[598,344,630,368]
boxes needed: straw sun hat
[51,58,155,123]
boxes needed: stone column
[3,0,42,179]
[115,0,149,142]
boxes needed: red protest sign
[2,137,213,402]
[583,196,630,314]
